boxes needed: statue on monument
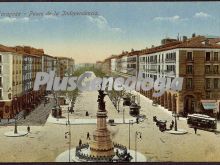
[97,90,107,112]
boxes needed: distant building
[56,57,75,77]
[75,63,95,70]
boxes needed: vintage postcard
[0,1,219,163]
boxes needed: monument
[89,90,114,157]
[74,90,133,162]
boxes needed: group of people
[78,132,91,147]
[153,116,176,132]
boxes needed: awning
[201,100,217,110]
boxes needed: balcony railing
[165,58,176,63]
[205,70,219,74]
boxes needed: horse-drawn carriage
[153,116,167,132]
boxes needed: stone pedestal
[90,111,114,157]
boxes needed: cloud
[0,14,59,24]
[194,12,211,18]
[153,15,188,22]
[0,17,17,23]
[0,17,30,23]
[20,17,30,22]
[87,15,123,33]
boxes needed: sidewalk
[47,114,136,125]
[131,90,187,121]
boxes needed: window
[206,92,211,99]
[205,65,211,73]
[186,65,193,74]
[0,55,2,63]
[186,78,193,89]
[206,52,211,61]
[0,66,1,74]
[214,78,219,88]
[214,52,219,61]
[0,77,2,87]
[213,65,219,74]
[187,52,193,61]
[206,78,211,89]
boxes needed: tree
[108,89,126,112]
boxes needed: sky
[0,2,220,64]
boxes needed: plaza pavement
[46,90,137,125]
[1,88,220,162]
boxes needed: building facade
[139,36,220,116]
[102,35,220,117]
[0,44,75,119]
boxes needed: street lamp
[67,107,70,125]
[135,131,142,162]
[173,94,178,131]
[65,131,71,162]
[14,97,18,134]
[128,120,133,150]
[123,106,125,124]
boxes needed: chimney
[205,39,210,45]
[177,33,180,41]
[183,36,187,42]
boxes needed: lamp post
[65,107,71,163]
[14,97,18,134]
[123,106,125,124]
[173,94,178,131]
[67,107,70,125]
[128,120,133,150]
[135,131,142,162]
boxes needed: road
[16,98,55,126]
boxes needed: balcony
[205,70,219,75]
[164,70,176,75]
[149,60,157,64]
[165,58,176,63]
[148,69,157,73]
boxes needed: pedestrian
[79,139,82,147]
[194,127,197,134]
[136,117,139,124]
[87,132,90,140]
[171,120,174,125]
[116,149,119,156]
[7,117,9,123]
[27,125,30,133]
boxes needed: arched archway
[184,95,196,115]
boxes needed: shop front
[201,100,217,118]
